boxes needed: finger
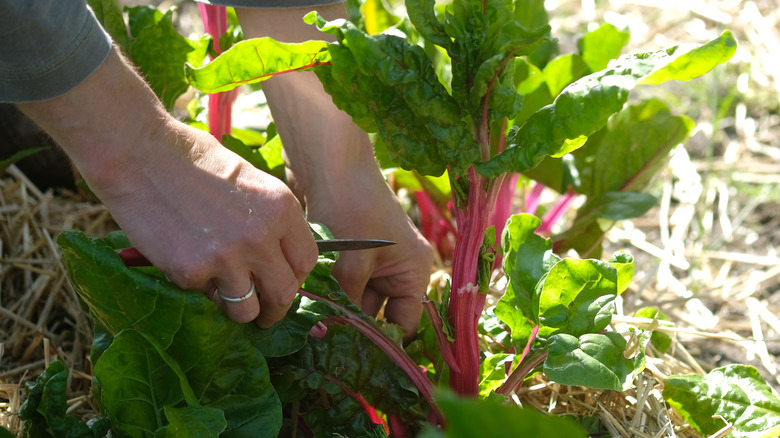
[361,288,385,317]
[365,276,425,343]
[252,245,308,328]
[212,272,261,324]
[382,293,424,343]
[330,252,374,307]
[279,228,319,286]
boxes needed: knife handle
[118,247,152,267]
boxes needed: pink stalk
[446,168,503,395]
[415,191,457,260]
[198,4,240,142]
[389,414,407,438]
[525,182,545,215]
[421,297,461,374]
[496,325,541,396]
[538,187,578,235]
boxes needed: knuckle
[165,259,211,290]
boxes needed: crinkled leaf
[663,365,780,438]
[307,14,478,176]
[19,360,100,438]
[156,405,227,438]
[470,23,552,113]
[544,332,646,391]
[126,7,209,110]
[270,324,425,437]
[477,31,735,178]
[537,259,617,338]
[578,23,630,73]
[185,38,332,94]
[429,389,587,438]
[406,0,451,48]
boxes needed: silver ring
[218,279,256,303]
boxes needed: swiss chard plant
[24,1,780,437]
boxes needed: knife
[118,239,396,267]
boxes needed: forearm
[17,48,174,197]
[236,5,377,198]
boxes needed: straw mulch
[0,165,116,432]
[2,0,780,436]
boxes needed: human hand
[18,48,319,328]
[235,4,433,340]
[303,163,434,342]
[101,123,319,327]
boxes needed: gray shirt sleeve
[0,0,112,103]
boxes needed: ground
[1,0,779,436]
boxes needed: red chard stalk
[198,4,239,142]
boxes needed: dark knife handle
[118,247,152,267]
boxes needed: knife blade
[118,239,396,267]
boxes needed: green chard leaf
[308,14,478,176]
[406,0,451,48]
[94,330,194,435]
[575,98,695,196]
[553,98,694,257]
[578,23,630,73]
[536,259,618,338]
[479,353,512,398]
[476,31,736,178]
[19,360,106,438]
[221,134,285,181]
[156,405,227,438]
[125,7,209,111]
[428,389,587,438]
[663,365,780,438]
[185,38,332,93]
[270,324,426,437]
[495,214,560,347]
[87,0,130,49]
[58,231,284,437]
[544,332,647,391]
